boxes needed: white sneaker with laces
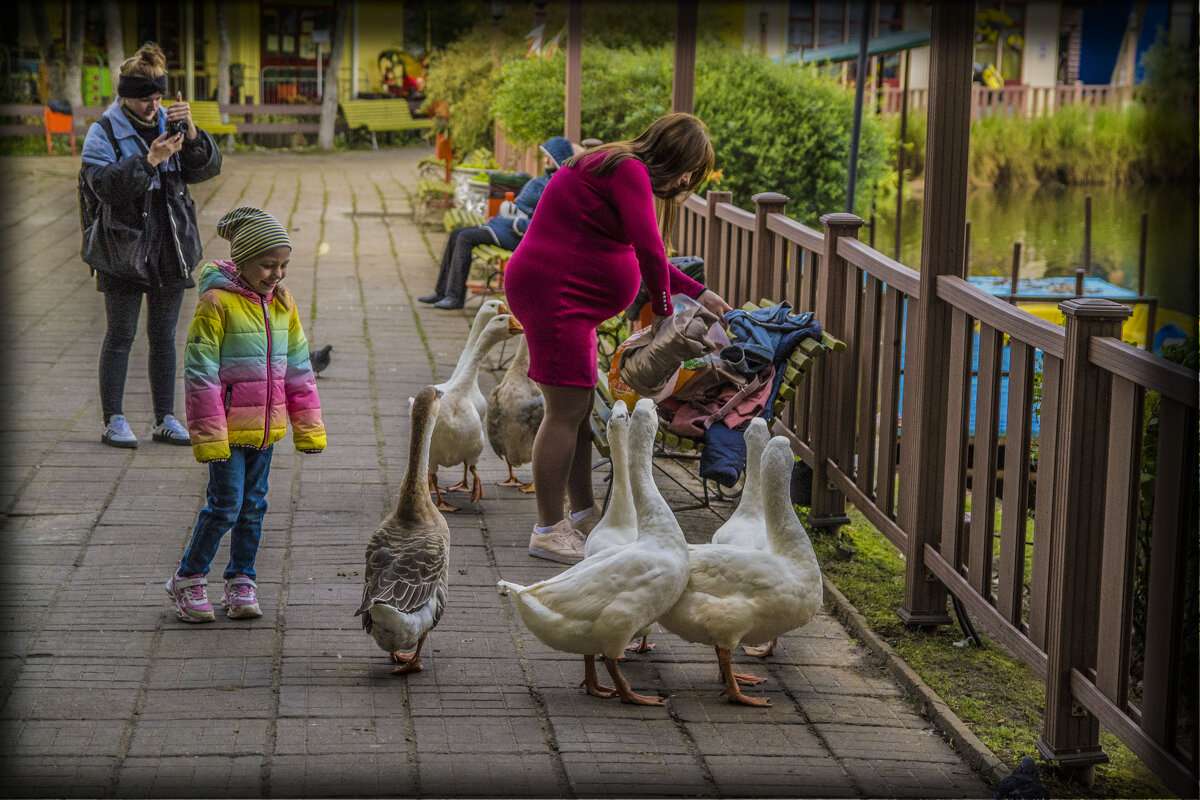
[101,414,138,449]
[152,414,191,445]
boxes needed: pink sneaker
[223,576,262,619]
[165,572,215,623]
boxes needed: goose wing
[356,528,449,617]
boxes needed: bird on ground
[581,400,655,654]
[309,344,333,377]
[486,335,543,491]
[657,435,823,706]
[427,314,523,511]
[710,417,779,658]
[497,398,689,705]
[445,299,507,492]
[993,757,1049,800]
[356,385,449,675]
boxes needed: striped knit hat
[217,206,291,267]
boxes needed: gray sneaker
[529,519,587,565]
[101,414,138,449]
[152,414,191,445]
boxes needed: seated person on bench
[418,136,580,310]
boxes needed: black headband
[118,74,168,99]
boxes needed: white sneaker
[101,415,138,449]
[528,520,587,565]
[151,414,191,445]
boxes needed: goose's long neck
[737,440,766,518]
[445,331,495,394]
[627,419,680,546]
[397,406,439,523]
[454,316,488,375]
[761,451,813,561]
[605,423,636,530]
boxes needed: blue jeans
[179,446,274,580]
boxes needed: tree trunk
[64,0,87,119]
[30,2,67,103]
[217,0,231,117]
[104,0,124,102]
[318,0,349,151]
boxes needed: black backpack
[77,115,121,234]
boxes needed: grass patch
[810,506,1173,798]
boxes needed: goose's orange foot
[742,639,778,658]
[446,464,471,493]
[391,635,427,675]
[390,650,415,664]
[436,500,460,512]
[626,636,656,654]
[603,654,665,706]
[469,467,484,502]
[717,646,771,707]
[720,685,772,706]
[581,655,617,698]
[518,481,536,493]
[392,659,424,674]
[497,462,524,487]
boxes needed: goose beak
[497,302,510,315]
[434,387,444,399]
[507,316,524,335]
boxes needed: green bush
[494,44,890,225]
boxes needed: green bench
[341,100,434,149]
[590,298,845,510]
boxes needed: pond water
[869,183,1199,322]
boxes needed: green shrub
[494,44,890,225]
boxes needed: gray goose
[356,385,449,674]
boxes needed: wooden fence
[0,103,327,138]
[875,83,1135,120]
[680,190,1198,796]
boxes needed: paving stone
[0,150,990,798]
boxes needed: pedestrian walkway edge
[821,576,1011,788]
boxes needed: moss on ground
[809,505,1173,799]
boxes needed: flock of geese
[355,301,824,706]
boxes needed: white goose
[498,398,689,705]
[427,314,523,511]
[445,299,508,492]
[657,435,823,706]
[582,400,655,654]
[709,417,778,657]
[356,385,449,674]
[485,335,543,491]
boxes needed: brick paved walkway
[0,148,990,798]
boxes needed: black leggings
[99,287,185,424]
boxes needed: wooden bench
[341,100,433,149]
[190,101,237,135]
[590,298,845,510]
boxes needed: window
[788,1,815,52]
[817,0,845,46]
[975,2,1025,84]
[261,3,334,66]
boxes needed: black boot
[417,293,443,304]
[433,296,464,310]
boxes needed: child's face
[238,246,291,296]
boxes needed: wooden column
[1037,297,1130,778]
[895,2,974,626]
[671,0,698,114]
[750,192,788,304]
[808,212,863,534]
[704,190,731,298]
[564,0,583,143]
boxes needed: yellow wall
[355,2,407,97]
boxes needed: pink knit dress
[504,154,706,387]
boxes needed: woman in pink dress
[504,113,732,565]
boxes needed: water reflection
[871,183,1198,320]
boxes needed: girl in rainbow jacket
[166,206,326,623]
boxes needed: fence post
[704,190,732,302]
[807,212,863,534]
[750,192,789,304]
[896,1,973,627]
[1036,297,1130,782]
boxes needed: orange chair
[44,106,75,155]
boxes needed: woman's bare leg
[532,384,594,527]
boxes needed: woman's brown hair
[564,113,715,245]
[119,42,167,78]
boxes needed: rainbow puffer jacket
[185,260,326,463]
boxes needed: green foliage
[1135,31,1199,183]
[494,44,890,225]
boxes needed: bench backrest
[190,101,237,134]
[341,100,433,131]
